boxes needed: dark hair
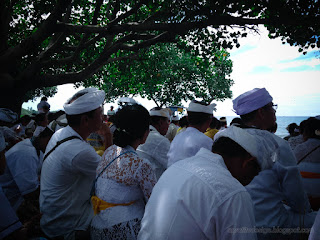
[187,111,212,125]
[209,117,220,129]
[179,116,189,128]
[304,117,320,140]
[287,123,298,135]
[41,97,48,101]
[230,117,243,126]
[240,109,258,123]
[35,113,47,125]
[212,137,249,159]
[299,120,307,134]
[38,127,54,138]
[113,104,150,147]
[66,109,96,127]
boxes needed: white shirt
[137,125,170,180]
[309,210,320,240]
[246,161,317,228]
[294,138,320,164]
[0,139,42,210]
[167,127,213,167]
[0,186,22,238]
[165,123,179,142]
[40,126,100,238]
[138,148,257,240]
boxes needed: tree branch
[11,0,72,59]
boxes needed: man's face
[158,117,170,136]
[88,106,104,133]
[225,155,261,186]
[260,102,277,130]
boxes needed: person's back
[0,139,41,210]
[137,107,171,179]
[167,101,216,167]
[139,148,256,240]
[167,126,213,167]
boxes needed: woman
[295,116,320,210]
[90,104,157,239]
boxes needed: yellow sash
[91,196,135,215]
[300,171,320,179]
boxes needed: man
[40,87,110,240]
[0,127,53,211]
[37,96,50,114]
[225,88,316,234]
[107,105,115,117]
[219,116,227,130]
[137,107,171,180]
[167,100,216,167]
[138,134,259,240]
[0,131,23,239]
[165,114,180,142]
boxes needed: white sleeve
[213,191,257,240]
[8,152,39,195]
[72,146,100,176]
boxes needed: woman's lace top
[91,145,156,229]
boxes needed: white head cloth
[149,108,171,119]
[0,131,5,152]
[233,88,273,115]
[0,108,18,123]
[214,125,280,170]
[187,102,216,114]
[64,87,105,115]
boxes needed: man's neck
[189,124,207,133]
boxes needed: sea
[216,116,311,139]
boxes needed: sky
[22,26,320,117]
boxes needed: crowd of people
[0,87,319,240]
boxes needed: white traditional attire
[0,139,42,210]
[288,134,304,150]
[294,138,320,164]
[40,126,100,239]
[165,123,179,142]
[0,186,22,238]
[0,132,22,239]
[40,87,105,239]
[137,125,170,180]
[294,138,320,200]
[91,145,156,240]
[309,210,320,240]
[167,127,213,167]
[138,148,257,240]
[215,126,316,229]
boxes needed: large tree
[1,0,319,112]
[82,42,233,107]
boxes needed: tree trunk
[0,73,25,116]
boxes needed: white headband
[233,88,273,115]
[149,108,171,119]
[187,102,216,114]
[214,126,279,170]
[64,87,105,115]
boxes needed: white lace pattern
[90,145,156,239]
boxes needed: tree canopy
[82,42,233,107]
[1,0,319,112]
